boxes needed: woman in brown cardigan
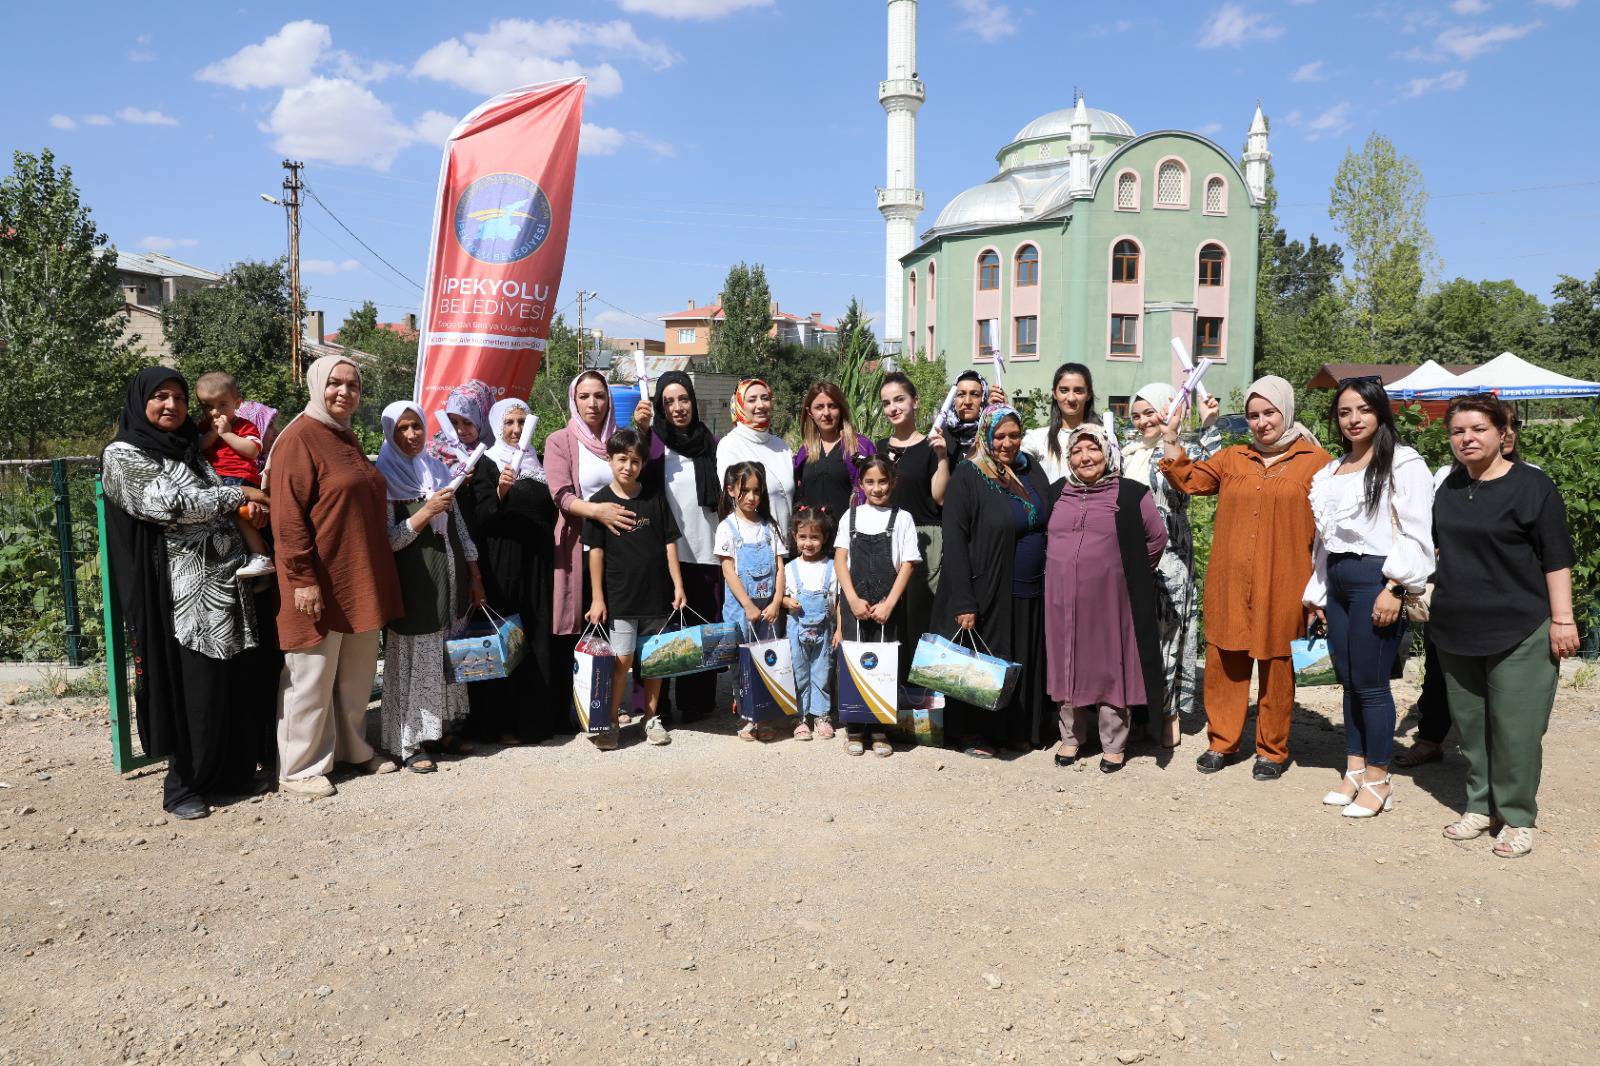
[1161,375,1330,780]
[269,354,404,798]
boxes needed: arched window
[1204,176,1226,215]
[1116,171,1138,211]
[1014,244,1039,287]
[977,250,1000,290]
[909,270,917,305]
[1112,239,1139,284]
[927,261,936,303]
[1198,244,1225,287]
[1157,159,1186,207]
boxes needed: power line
[302,183,423,290]
[591,296,667,331]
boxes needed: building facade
[661,300,838,357]
[114,250,222,364]
[900,99,1268,412]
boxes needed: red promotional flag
[413,77,585,423]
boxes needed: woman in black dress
[458,397,565,744]
[933,404,1054,758]
[793,381,876,535]
[875,372,950,670]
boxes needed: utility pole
[282,159,305,383]
[575,289,597,369]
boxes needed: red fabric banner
[413,77,585,423]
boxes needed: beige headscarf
[304,353,362,430]
[1064,422,1121,488]
[1244,374,1312,453]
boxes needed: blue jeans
[790,630,832,723]
[1325,553,1407,766]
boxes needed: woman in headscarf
[935,371,1007,467]
[546,371,649,637]
[425,379,494,476]
[1022,362,1099,483]
[1120,382,1222,746]
[269,354,404,799]
[101,369,270,819]
[646,371,723,723]
[793,381,876,532]
[1162,375,1331,781]
[374,401,484,772]
[458,396,565,744]
[1044,423,1167,772]
[716,378,797,533]
[933,404,1054,758]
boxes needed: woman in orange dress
[1161,375,1331,780]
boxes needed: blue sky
[5,0,1596,340]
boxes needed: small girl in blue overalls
[782,508,838,742]
[716,461,787,742]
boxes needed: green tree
[1328,132,1435,348]
[334,301,419,434]
[164,259,305,418]
[1549,270,1600,381]
[833,297,884,438]
[707,262,773,372]
[528,313,581,450]
[1411,278,1553,366]
[0,149,145,457]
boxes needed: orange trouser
[1203,645,1295,764]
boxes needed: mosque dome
[930,177,1027,232]
[1009,106,1135,144]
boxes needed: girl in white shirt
[1302,378,1435,818]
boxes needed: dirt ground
[2,662,1598,1066]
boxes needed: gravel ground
[1,664,1598,1065]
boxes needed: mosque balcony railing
[878,79,926,106]
[876,187,925,213]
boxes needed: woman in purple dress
[1044,423,1168,772]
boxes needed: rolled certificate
[447,443,488,492]
[931,384,959,433]
[634,352,650,397]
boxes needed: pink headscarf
[566,372,615,461]
[237,400,278,439]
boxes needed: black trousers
[164,646,259,809]
[1414,632,1452,744]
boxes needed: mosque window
[977,318,999,359]
[1205,176,1226,215]
[1015,316,1038,355]
[909,271,917,305]
[978,250,1000,290]
[1198,244,1226,287]
[1196,317,1224,359]
[1110,314,1139,356]
[1157,160,1187,207]
[1112,240,1139,284]
[1015,245,1039,287]
[928,262,936,304]
[1116,171,1138,211]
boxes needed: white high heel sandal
[1322,769,1364,807]
[1341,775,1395,819]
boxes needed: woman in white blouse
[716,378,796,533]
[1302,377,1435,818]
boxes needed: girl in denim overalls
[783,508,838,742]
[716,462,787,741]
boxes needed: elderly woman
[717,378,796,534]
[101,369,271,819]
[794,381,876,530]
[270,354,404,799]
[1162,375,1332,780]
[1045,423,1167,772]
[426,379,494,476]
[935,404,1054,758]
[375,401,485,773]
[1022,362,1099,483]
[458,396,564,743]
[1119,383,1222,745]
[936,371,1007,467]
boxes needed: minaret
[1244,102,1270,204]
[1068,93,1092,197]
[879,0,925,355]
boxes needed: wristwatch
[1387,583,1409,599]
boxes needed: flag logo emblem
[454,172,553,264]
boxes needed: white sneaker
[237,553,275,578]
[645,716,671,745]
[280,775,336,798]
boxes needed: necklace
[1466,458,1505,502]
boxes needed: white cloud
[1196,122,1223,136]
[116,107,179,126]
[413,18,676,97]
[127,49,155,63]
[1291,60,1326,82]
[1435,21,1541,60]
[411,110,459,146]
[1534,0,1577,7]
[197,20,331,89]
[1450,0,1490,13]
[137,236,200,251]
[615,0,772,17]
[48,114,76,130]
[1199,3,1283,48]
[589,308,649,337]
[580,123,627,155]
[264,78,416,170]
[955,0,1018,42]
[1404,69,1468,96]
[1302,101,1353,141]
[83,114,113,126]
[302,258,362,275]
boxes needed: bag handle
[950,625,995,657]
[580,621,611,643]
[742,617,778,643]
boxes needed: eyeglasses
[1337,375,1383,387]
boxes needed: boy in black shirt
[583,429,686,749]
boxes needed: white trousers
[277,629,381,781]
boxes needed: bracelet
[1551,619,1577,626]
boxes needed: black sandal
[405,753,437,774]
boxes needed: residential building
[327,312,419,347]
[661,299,838,357]
[114,250,222,364]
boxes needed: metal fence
[0,457,103,665]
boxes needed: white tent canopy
[1412,352,1600,401]
[1384,359,1463,399]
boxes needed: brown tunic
[1161,437,1330,660]
[268,417,403,651]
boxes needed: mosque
[879,0,1269,412]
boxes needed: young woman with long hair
[1023,362,1099,482]
[794,380,876,533]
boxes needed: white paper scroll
[931,384,959,433]
[1169,337,1212,403]
[634,352,650,397]
[447,443,488,492]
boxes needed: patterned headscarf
[237,400,278,440]
[1064,422,1121,488]
[426,379,495,475]
[968,403,1027,483]
[731,377,772,432]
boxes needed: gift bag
[736,622,797,721]
[572,625,617,733]
[907,630,1021,712]
[1291,636,1338,687]
[836,627,900,727]
[640,609,743,679]
[893,707,945,747]
[445,606,527,683]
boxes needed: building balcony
[878,79,926,108]
[876,187,925,213]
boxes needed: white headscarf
[486,397,546,482]
[1121,382,1182,483]
[376,401,451,534]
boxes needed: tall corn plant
[835,298,884,440]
